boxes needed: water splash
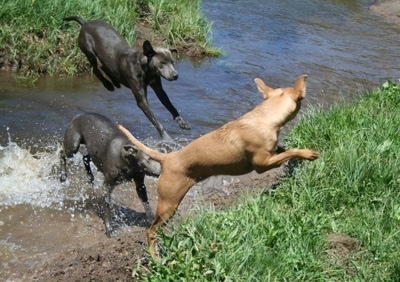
[0,133,69,208]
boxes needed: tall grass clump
[140,81,400,281]
[147,0,221,56]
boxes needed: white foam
[0,137,66,207]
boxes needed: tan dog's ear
[254,78,274,99]
[293,75,307,100]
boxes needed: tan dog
[118,75,319,258]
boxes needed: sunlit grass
[139,81,400,280]
[148,0,221,56]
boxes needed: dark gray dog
[63,16,190,139]
[60,113,161,236]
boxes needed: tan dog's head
[254,75,307,102]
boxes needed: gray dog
[60,113,161,236]
[63,16,190,139]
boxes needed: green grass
[0,0,218,78]
[147,0,221,56]
[138,81,400,281]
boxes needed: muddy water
[2,0,400,279]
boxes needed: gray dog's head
[143,40,178,81]
[123,145,161,177]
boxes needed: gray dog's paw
[175,116,191,130]
[105,227,118,238]
[60,172,67,182]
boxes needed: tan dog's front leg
[253,148,319,172]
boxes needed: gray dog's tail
[63,16,86,26]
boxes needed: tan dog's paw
[304,149,319,160]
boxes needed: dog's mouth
[160,69,178,81]
[163,74,178,81]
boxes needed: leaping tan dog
[118,75,319,258]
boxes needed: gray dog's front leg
[143,201,154,222]
[134,92,172,139]
[102,187,116,237]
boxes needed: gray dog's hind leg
[79,39,115,91]
[59,150,68,182]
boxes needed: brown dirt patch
[324,233,362,275]
[28,236,146,282]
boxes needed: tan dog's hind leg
[253,149,319,173]
[147,174,196,258]
[146,198,179,258]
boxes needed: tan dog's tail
[118,124,165,163]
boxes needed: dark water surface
[1,0,400,279]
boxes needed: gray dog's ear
[170,48,178,59]
[123,145,139,157]
[143,40,155,58]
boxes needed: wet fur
[60,113,161,236]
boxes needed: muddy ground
[21,169,283,282]
[6,3,393,280]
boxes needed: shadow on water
[1,0,400,278]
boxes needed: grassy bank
[0,0,217,78]
[139,81,400,281]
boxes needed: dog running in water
[60,113,161,236]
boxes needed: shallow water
[2,0,400,279]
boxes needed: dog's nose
[173,74,178,80]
